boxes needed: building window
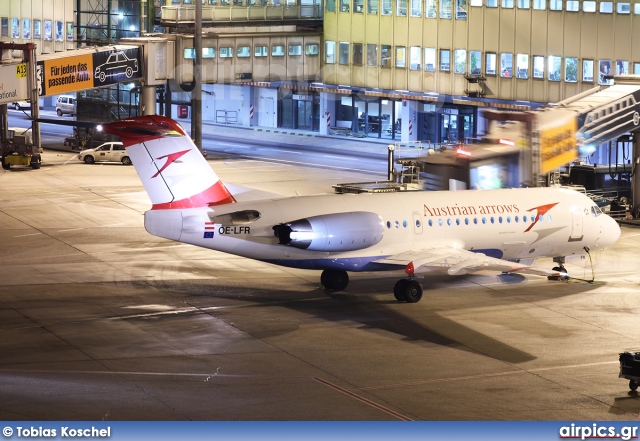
[441,0,452,17]
[272,45,285,56]
[564,57,578,82]
[411,0,422,16]
[1,18,7,37]
[340,0,350,11]
[486,0,497,7]
[533,55,544,78]
[582,59,594,81]
[184,48,195,59]
[486,52,496,75]
[424,47,436,71]
[634,62,640,75]
[440,49,450,71]
[500,53,513,77]
[549,0,562,9]
[516,54,528,79]
[325,41,336,64]
[339,42,349,64]
[600,1,612,12]
[502,0,514,8]
[635,3,640,13]
[566,0,578,10]
[517,0,529,8]
[583,0,596,11]
[354,0,364,11]
[368,0,379,12]
[617,2,630,13]
[397,0,407,15]
[44,20,52,41]
[616,60,629,75]
[367,44,377,65]
[533,0,545,9]
[220,47,233,58]
[598,59,612,84]
[426,0,438,16]
[470,0,481,5]
[255,46,268,57]
[203,48,216,58]
[382,0,392,14]
[548,55,561,81]
[305,44,319,55]
[454,49,466,74]
[410,47,421,70]
[238,46,251,57]
[353,43,363,65]
[381,44,391,67]
[396,46,406,68]
[327,0,336,11]
[469,50,481,74]
[456,0,467,17]
[33,20,41,39]
[22,19,30,39]
[289,45,302,56]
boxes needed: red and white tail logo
[104,116,235,210]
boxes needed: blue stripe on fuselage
[263,249,503,272]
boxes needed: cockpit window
[591,205,602,217]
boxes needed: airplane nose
[602,216,621,247]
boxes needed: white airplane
[104,116,621,303]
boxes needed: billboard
[0,63,28,104]
[37,47,141,96]
[539,118,578,174]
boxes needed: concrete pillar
[141,85,156,116]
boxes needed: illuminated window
[272,45,285,57]
[533,55,544,78]
[219,47,233,58]
[441,0,452,17]
[454,49,466,74]
[549,0,562,10]
[237,46,251,57]
[288,45,302,56]
[548,55,561,81]
[500,53,513,78]
[517,0,529,7]
[382,0,392,14]
[424,48,436,72]
[486,53,496,75]
[566,0,578,10]
[397,0,407,15]
[411,0,422,15]
[533,0,545,9]
[516,54,528,79]
[325,41,336,64]
[305,44,319,55]
[184,48,195,59]
[565,57,578,82]
[440,49,450,71]
[469,50,481,74]
[600,1,613,12]
[203,48,216,58]
[426,0,438,16]
[255,46,268,57]
[381,45,391,68]
[583,0,596,11]
[456,0,467,18]
[368,0,378,13]
[396,46,406,68]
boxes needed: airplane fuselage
[145,186,619,272]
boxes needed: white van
[55,95,76,116]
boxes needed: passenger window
[490,217,495,224]
[506,216,511,223]
[428,219,433,226]
[447,219,452,226]
[455,218,460,225]
[416,219,421,228]
[438,219,443,226]
[515,215,519,222]
[482,217,486,224]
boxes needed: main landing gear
[319,269,424,303]
[393,278,423,303]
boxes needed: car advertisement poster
[37,47,141,96]
[539,118,578,174]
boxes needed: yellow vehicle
[1,127,42,170]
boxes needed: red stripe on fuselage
[151,180,236,210]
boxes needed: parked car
[77,142,131,165]
[12,101,30,110]
[55,95,76,116]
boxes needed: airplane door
[413,212,423,234]
[571,212,584,240]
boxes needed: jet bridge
[479,79,640,216]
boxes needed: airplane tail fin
[103,116,235,210]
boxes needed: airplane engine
[272,212,384,252]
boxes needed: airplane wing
[374,246,564,278]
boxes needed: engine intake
[273,212,384,252]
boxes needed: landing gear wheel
[84,155,95,164]
[320,270,349,291]
[394,279,409,301]
[630,380,638,392]
[403,280,423,303]
[548,266,568,281]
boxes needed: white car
[12,101,30,110]
[77,142,131,165]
